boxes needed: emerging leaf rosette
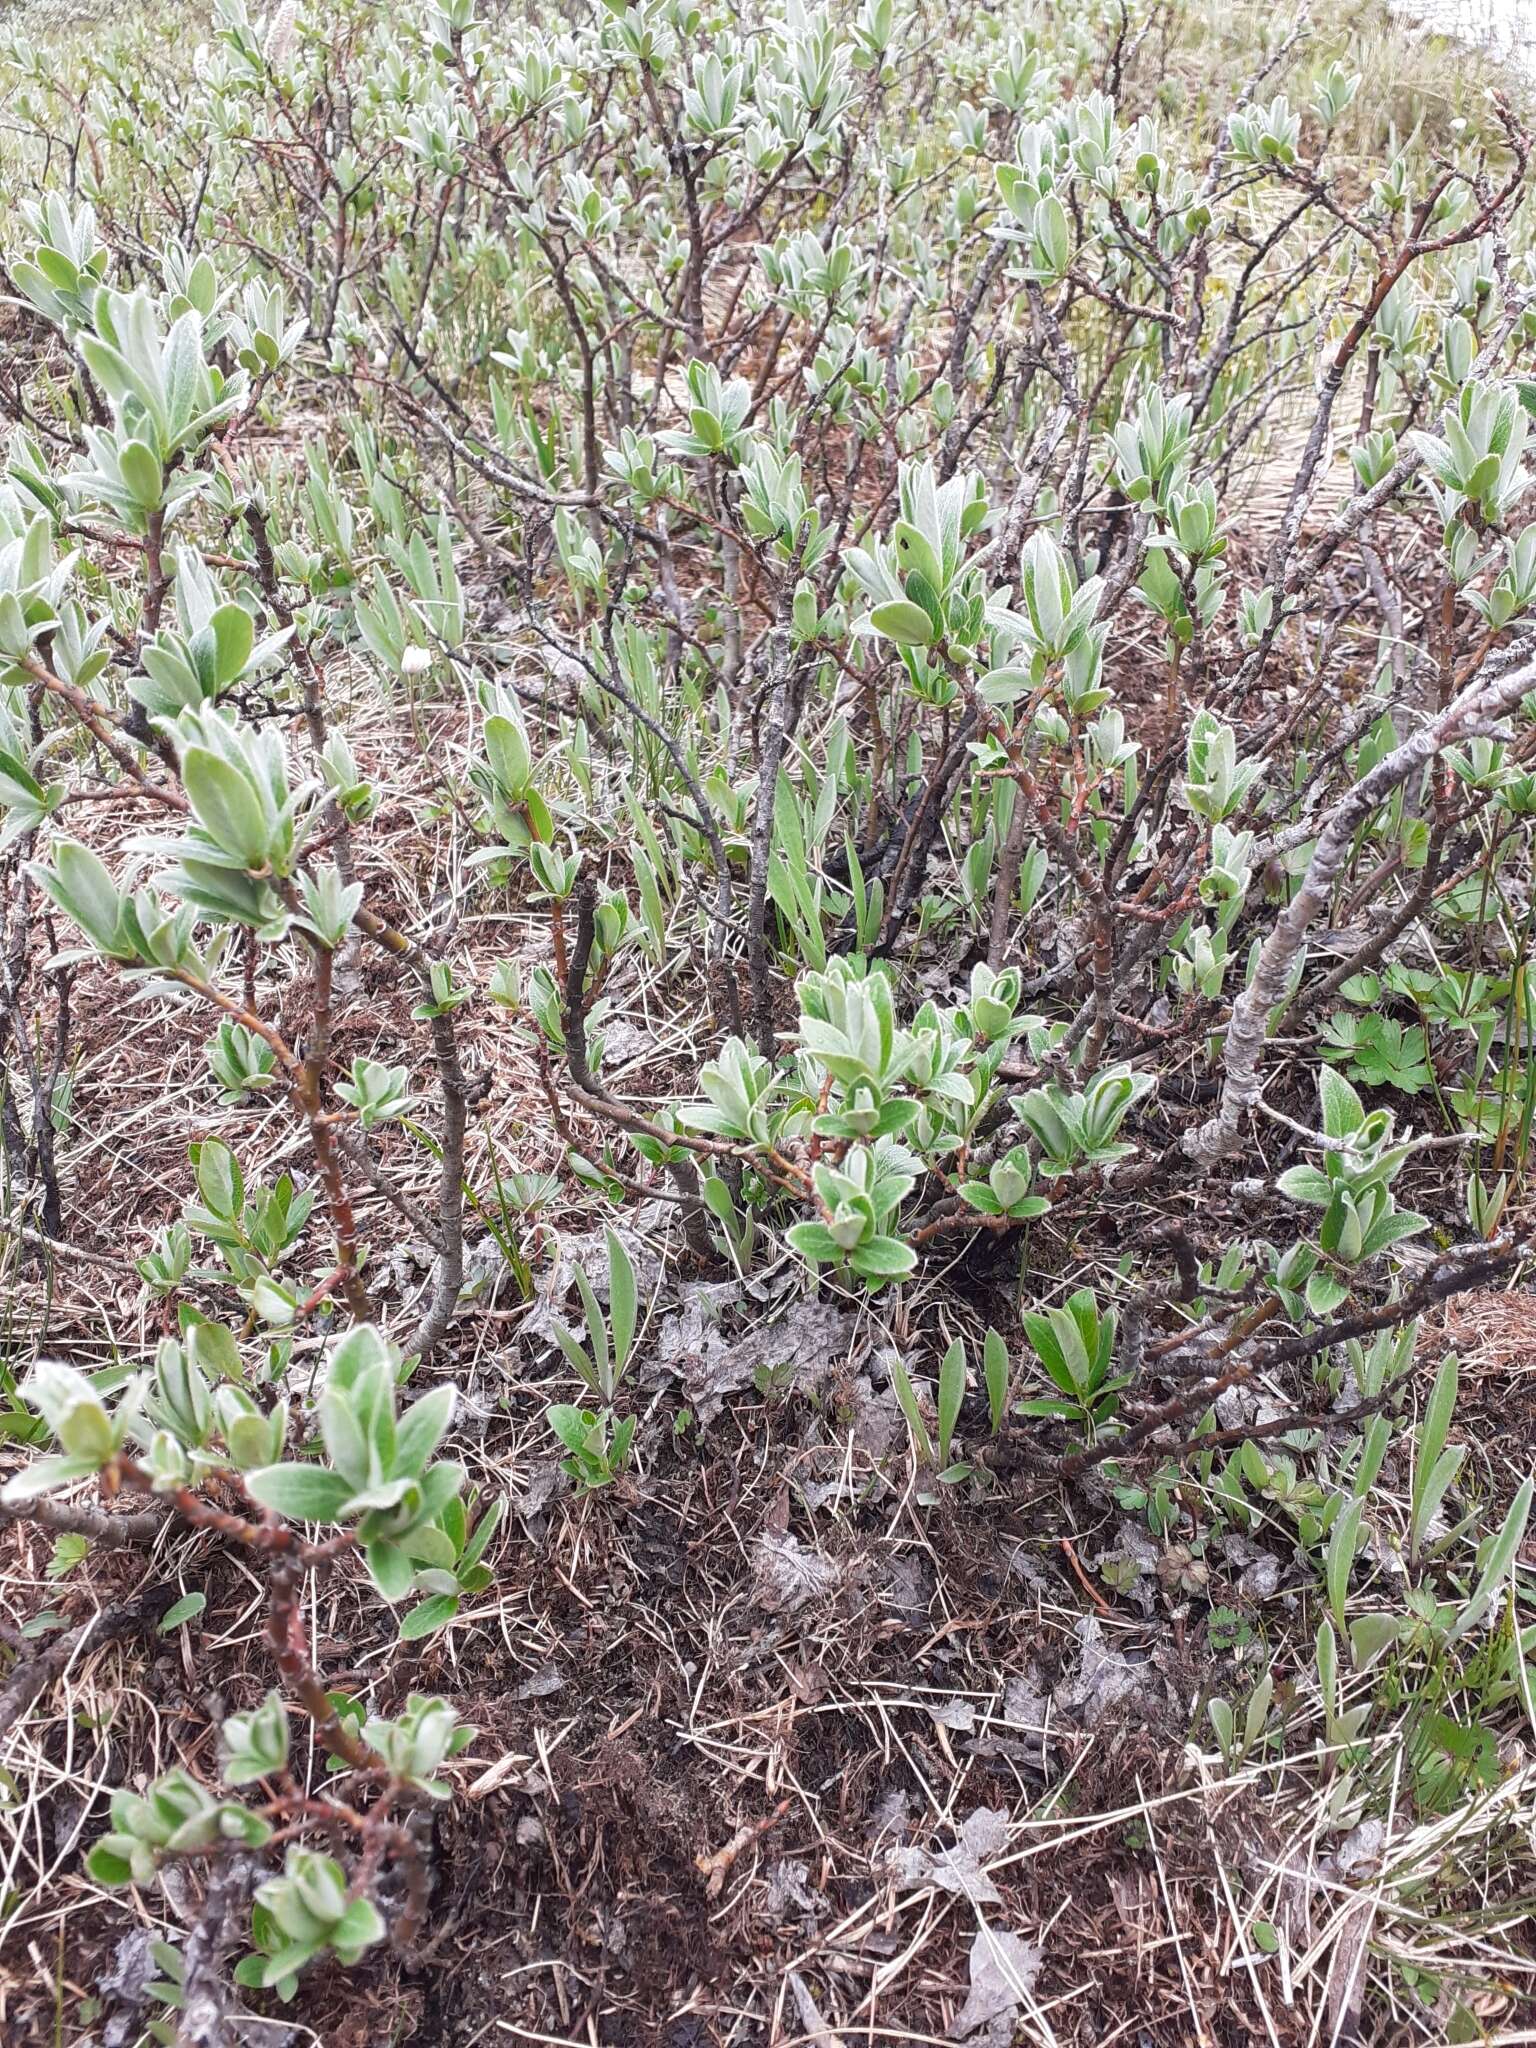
[1275,1070,1429,1268]
[1,1358,146,1501]
[787,1143,918,1287]
[31,837,209,974]
[170,702,310,896]
[87,1770,271,1888]
[238,1849,385,1999]
[245,1325,465,1600]
[361,1693,473,1798]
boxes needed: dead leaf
[877,1549,934,1619]
[927,1696,977,1733]
[652,1290,861,1419]
[786,1970,845,2047]
[764,1858,827,1924]
[754,1531,841,1613]
[514,1662,565,1701]
[891,1806,1009,1905]
[953,1922,1042,2040]
[1052,1615,1159,1726]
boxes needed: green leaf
[545,1402,593,1454]
[334,1896,386,1951]
[936,1339,966,1468]
[891,520,943,591]
[889,1357,933,1465]
[1351,1414,1392,1501]
[364,1539,415,1602]
[86,1843,135,1887]
[394,1384,456,1477]
[258,1946,313,1992]
[162,311,204,440]
[869,599,935,647]
[1448,1477,1532,1643]
[181,747,270,866]
[1319,1065,1365,1143]
[118,439,164,508]
[483,712,532,794]
[610,1414,636,1469]
[193,1138,243,1221]
[848,1235,916,1281]
[983,1328,1008,1437]
[413,1461,465,1524]
[1,1453,104,1502]
[1305,1270,1350,1317]
[606,1227,637,1376]
[1418,1350,1458,1486]
[244,1463,355,1522]
[1325,1497,1363,1635]
[1020,1308,1070,1395]
[573,1263,611,1392]
[407,1530,457,1578]
[31,247,79,293]
[1045,1303,1091,1394]
[1316,1615,1339,1714]
[1349,1613,1406,1669]
[0,745,47,807]
[209,604,255,688]
[1033,191,1071,273]
[549,1316,599,1394]
[460,1496,503,1571]
[786,1221,844,1263]
[159,1591,206,1632]
[80,335,162,433]
[400,1594,460,1641]
[187,1318,241,1382]
[46,840,124,953]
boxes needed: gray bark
[1187,647,1536,1164]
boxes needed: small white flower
[400,646,432,676]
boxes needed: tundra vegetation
[0,0,1535,2041]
